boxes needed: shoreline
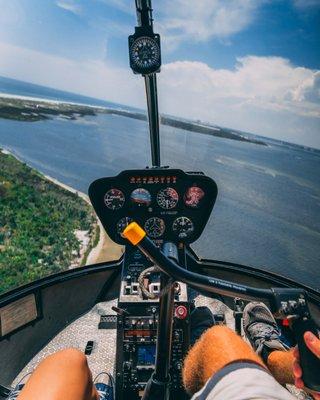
[0,94,267,146]
[0,92,106,110]
[1,93,320,153]
[40,174,123,265]
[1,147,122,266]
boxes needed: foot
[94,372,114,400]
[190,306,216,346]
[7,373,32,400]
[7,384,24,400]
[243,302,288,363]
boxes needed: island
[0,96,266,146]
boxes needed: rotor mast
[133,0,161,167]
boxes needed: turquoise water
[0,112,319,290]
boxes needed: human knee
[44,348,88,369]
[198,324,262,366]
[200,325,236,344]
[58,348,88,366]
[18,348,94,400]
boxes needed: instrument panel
[89,168,218,245]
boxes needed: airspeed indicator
[104,189,125,210]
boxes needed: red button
[282,318,290,327]
[175,305,188,319]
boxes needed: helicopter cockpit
[88,168,217,398]
[0,1,319,400]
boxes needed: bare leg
[182,325,265,395]
[17,349,98,400]
[267,349,295,385]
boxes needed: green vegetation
[0,150,96,294]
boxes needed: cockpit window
[0,148,124,294]
[0,0,319,294]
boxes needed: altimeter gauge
[104,189,125,210]
[144,217,165,238]
[172,217,194,239]
[117,217,133,236]
[157,188,179,209]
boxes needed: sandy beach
[1,147,122,267]
[43,174,123,265]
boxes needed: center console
[115,246,189,399]
[88,168,218,399]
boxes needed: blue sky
[0,0,319,148]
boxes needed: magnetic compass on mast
[129,0,161,75]
[129,34,161,74]
[128,0,162,167]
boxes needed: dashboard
[89,168,218,245]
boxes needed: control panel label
[129,176,177,184]
[0,294,38,337]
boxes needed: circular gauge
[116,217,133,236]
[104,189,125,210]
[144,217,165,238]
[157,188,179,209]
[172,217,194,239]
[184,186,205,208]
[130,188,152,207]
[130,37,160,71]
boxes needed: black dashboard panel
[89,168,218,245]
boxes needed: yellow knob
[123,222,146,245]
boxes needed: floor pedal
[214,313,226,325]
[85,340,95,355]
[98,315,117,329]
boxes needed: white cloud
[0,42,143,107]
[0,42,319,148]
[102,0,263,50]
[156,0,261,50]
[56,0,82,15]
[158,57,320,147]
[160,57,320,117]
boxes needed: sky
[0,0,319,148]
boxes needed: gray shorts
[191,361,295,400]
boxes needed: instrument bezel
[89,168,218,245]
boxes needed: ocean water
[0,78,319,291]
[0,76,139,112]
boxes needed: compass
[129,34,161,75]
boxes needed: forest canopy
[0,150,96,294]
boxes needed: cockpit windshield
[0,1,319,295]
